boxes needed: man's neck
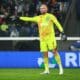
[41,13,47,15]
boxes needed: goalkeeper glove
[60,32,67,41]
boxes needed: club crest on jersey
[46,16,50,22]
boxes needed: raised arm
[19,16,38,23]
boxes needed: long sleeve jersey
[20,13,63,40]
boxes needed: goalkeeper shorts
[40,36,57,52]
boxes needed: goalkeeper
[19,4,66,75]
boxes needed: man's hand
[60,32,67,41]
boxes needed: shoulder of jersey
[47,13,54,17]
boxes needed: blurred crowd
[0,0,70,37]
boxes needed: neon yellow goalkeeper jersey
[20,13,63,40]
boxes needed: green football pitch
[0,68,79,80]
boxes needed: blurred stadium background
[0,0,80,80]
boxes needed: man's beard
[41,11,47,14]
